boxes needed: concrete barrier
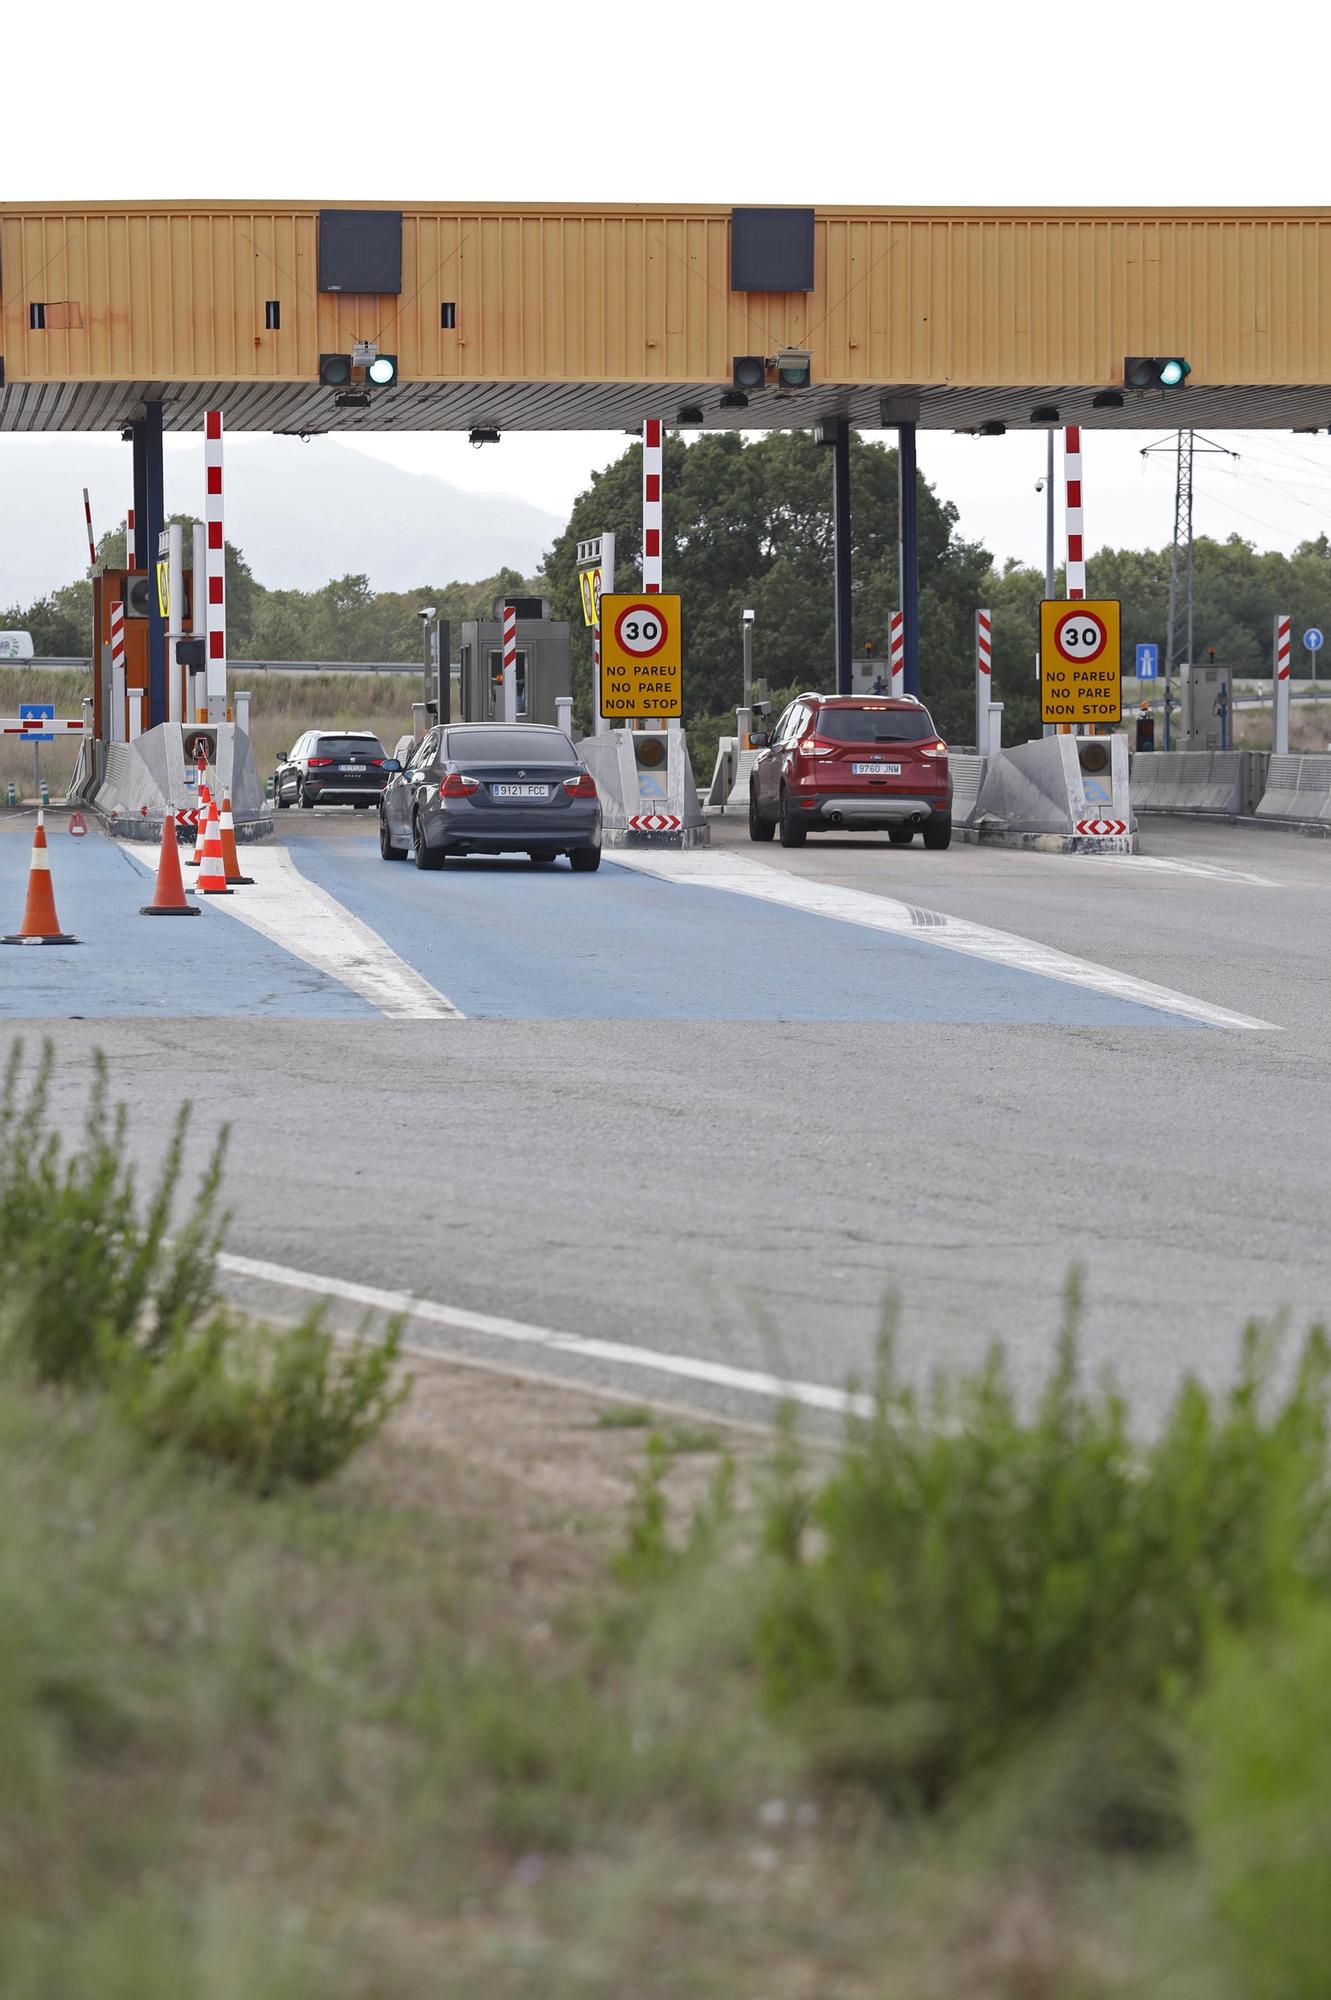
[89,724,273,841]
[1254,753,1331,826]
[724,746,763,815]
[576,728,709,848]
[969,734,1136,852]
[949,753,987,827]
[1131,750,1246,817]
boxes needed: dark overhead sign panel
[318,210,403,294]
[730,208,815,294]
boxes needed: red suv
[748,694,952,850]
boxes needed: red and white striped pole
[975,608,993,752]
[204,411,226,722]
[126,506,136,572]
[82,487,97,572]
[1064,426,1085,599]
[888,610,904,696]
[642,420,663,593]
[109,599,127,743]
[501,601,518,724]
[1273,612,1292,755]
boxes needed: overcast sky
[4,0,1331,590]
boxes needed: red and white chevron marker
[501,601,518,723]
[83,487,97,571]
[126,506,136,572]
[1273,611,1292,755]
[975,607,993,750]
[1065,426,1086,599]
[204,411,226,719]
[109,598,127,741]
[1075,817,1128,838]
[641,420,663,593]
[629,812,681,833]
[888,610,904,696]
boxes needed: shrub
[1188,1601,1331,2000]
[0,1040,226,1385]
[118,1307,408,1492]
[751,1284,1331,1805]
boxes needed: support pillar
[898,421,921,699]
[831,417,853,696]
[133,401,166,727]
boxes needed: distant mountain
[0,434,563,601]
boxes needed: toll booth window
[487,649,527,717]
[815,707,936,743]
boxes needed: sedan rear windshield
[447,729,575,764]
[315,737,387,759]
[813,707,937,743]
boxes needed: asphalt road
[5,804,1330,1427]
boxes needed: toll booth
[852,657,893,696]
[1179,661,1234,751]
[456,598,571,726]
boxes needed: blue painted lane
[281,826,1199,1027]
[0,825,375,1019]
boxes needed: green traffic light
[367,354,398,387]
[1159,358,1190,386]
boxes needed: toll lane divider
[116,841,461,1020]
[1130,751,1251,817]
[1254,753,1331,829]
[609,849,1277,1033]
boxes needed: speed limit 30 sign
[599,592,683,719]
[1039,599,1122,725]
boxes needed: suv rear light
[306,756,334,768]
[440,772,481,798]
[798,739,833,755]
[919,741,949,759]
[562,772,598,798]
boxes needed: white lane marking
[1079,853,1280,887]
[219,1251,871,1419]
[608,849,1277,1032]
[118,841,462,1020]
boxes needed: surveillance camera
[742,608,755,624]
[418,606,437,621]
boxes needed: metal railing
[6,657,423,678]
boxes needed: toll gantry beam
[4,201,1331,435]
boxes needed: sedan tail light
[306,756,334,768]
[562,773,598,798]
[440,772,481,798]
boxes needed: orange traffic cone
[194,797,232,896]
[2,810,79,946]
[140,810,200,917]
[218,793,254,885]
[187,776,212,867]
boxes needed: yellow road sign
[1039,599,1122,725]
[155,558,170,619]
[577,565,601,627]
[599,593,682,719]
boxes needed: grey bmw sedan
[379,723,603,871]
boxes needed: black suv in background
[274,731,398,810]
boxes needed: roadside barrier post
[975,609,992,752]
[1273,613,1291,755]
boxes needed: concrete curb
[957,823,1139,855]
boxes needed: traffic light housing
[732,356,766,391]
[320,351,398,389]
[367,353,397,387]
[320,353,352,387]
[1124,356,1191,390]
[774,346,811,390]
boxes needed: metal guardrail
[5,657,423,677]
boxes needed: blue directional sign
[1135,643,1159,680]
[1303,627,1323,653]
[18,702,55,742]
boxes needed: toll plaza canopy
[4,200,1331,435]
